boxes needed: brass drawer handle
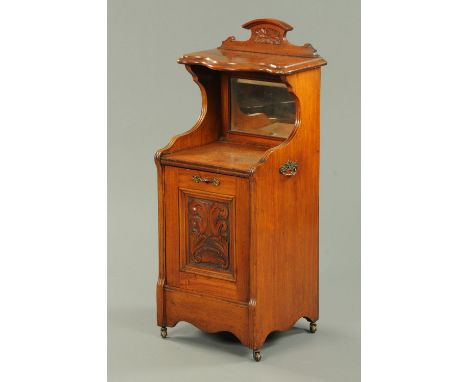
[192,175,220,186]
[279,160,298,176]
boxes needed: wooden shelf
[178,48,326,75]
[160,141,270,177]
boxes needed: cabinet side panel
[250,69,321,349]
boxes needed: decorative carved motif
[253,28,281,45]
[219,18,318,58]
[187,197,230,271]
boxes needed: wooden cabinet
[155,19,326,361]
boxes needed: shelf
[160,141,270,177]
[178,48,326,75]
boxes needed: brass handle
[279,160,298,176]
[192,175,220,186]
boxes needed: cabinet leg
[160,326,167,338]
[253,349,262,362]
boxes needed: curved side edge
[165,318,251,349]
[153,64,214,165]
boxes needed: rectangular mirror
[230,78,296,138]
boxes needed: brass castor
[253,349,262,362]
[160,326,167,338]
[309,322,317,333]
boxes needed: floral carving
[188,197,230,271]
[253,27,281,45]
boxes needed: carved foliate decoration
[253,27,281,45]
[187,197,230,271]
[220,18,317,57]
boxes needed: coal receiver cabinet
[155,19,326,361]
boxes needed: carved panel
[187,196,231,271]
[219,18,318,58]
[253,27,281,45]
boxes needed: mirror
[230,78,296,138]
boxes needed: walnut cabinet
[155,19,326,361]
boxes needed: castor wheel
[253,349,262,362]
[309,322,317,333]
[160,326,167,338]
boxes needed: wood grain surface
[156,19,324,354]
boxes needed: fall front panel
[164,166,250,302]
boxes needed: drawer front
[164,166,250,302]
